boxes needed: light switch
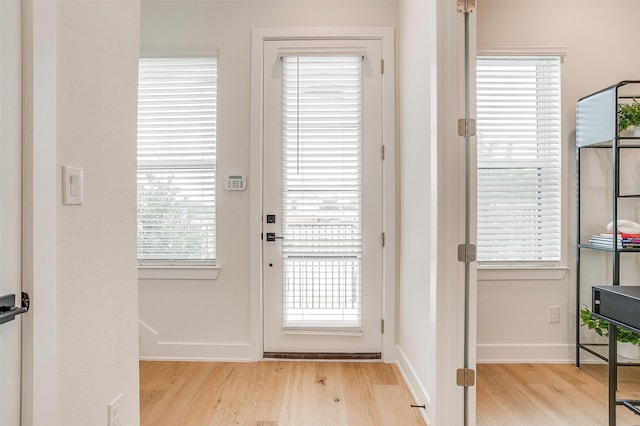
[62,165,83,205]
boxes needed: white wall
[139,0,398,361]
[56,1,141,424]
[396,1,469,424]
[477,0,640,363]
[396,0,438,420]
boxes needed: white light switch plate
[62,165,84,205]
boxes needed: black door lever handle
[0,292,30,325]
[266,232,284,242]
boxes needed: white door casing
[249,27,395,360]
[0,1,23,424]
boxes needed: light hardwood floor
[140,361,427,426]
[477,363,640,426]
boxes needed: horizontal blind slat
[281,55,363,329]
[476,56,561,263]
[137,57,217,263]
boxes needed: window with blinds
[281,55,363,330]
[137,57,216,265]
[476,56,561,263]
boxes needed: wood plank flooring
[477,363,640,426]
[140,361,426,426]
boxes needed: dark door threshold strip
[263,352,382,360]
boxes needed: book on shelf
[588,233,640,248]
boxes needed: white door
[263,39,384,354]
[0,0,23,424]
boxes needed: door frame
[435,2,477,424]
[21,0,58,424]
[249,27,396,361]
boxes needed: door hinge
[381,59,385,74]
[457,118,476,137]
[381,145,385,160]
[381,319,385,334]
[457,0,475,13]
[457,243,477,262]
[381,232,385,247]
[456,368,476,387]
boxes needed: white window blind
[137,57,216,265]
[476,56,561,263]
[281,56,363,330]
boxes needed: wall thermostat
[225,175,246,191]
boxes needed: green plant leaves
[619,99,640,132]
[580,306,640,345]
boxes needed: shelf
[578,244,640,252]
[578,343,640,366]
[576,81,640,148]
[577,81,640,426]
[577,139,640,149]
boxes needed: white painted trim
[477,46,568,57]
[138,265,221,280]
[21,1,58,424]
[477,343,577,363]
[139,47,219,58]
[478,266,568,281]
[434,1,474,424]
[250,27,396,361]
[379,28,397,363]
[138,320,253,361]
[395,346,432,425]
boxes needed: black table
[593,286,640,425]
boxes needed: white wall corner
[395,346,432,425]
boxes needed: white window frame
[476,52,563,268]
[137,48,220,280]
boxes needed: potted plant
[580,306,640,358]
[618,99,640,136]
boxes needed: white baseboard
[138,320,254,362]
[395,345,432,425]
[477,343,592,363]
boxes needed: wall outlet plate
[108,393,123,426]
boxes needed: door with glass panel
[262,40,383,354]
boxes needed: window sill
[138,265,220,281]
[477,266,568,282]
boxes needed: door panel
[0,0,23,424]
[263,40,383,354]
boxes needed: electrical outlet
[548,306,560,323]
[108,393,123,426]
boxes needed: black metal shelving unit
[576,81,640,425]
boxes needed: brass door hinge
[457,118,476,137]
[456,368,476,387]
[457,0,475,13]
[457,243,477,262]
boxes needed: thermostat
[225,175,246,191]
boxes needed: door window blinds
[476,56,561,263]
[137,57,217,265]
[281,55,363,329]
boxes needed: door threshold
[263,352,381,360]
